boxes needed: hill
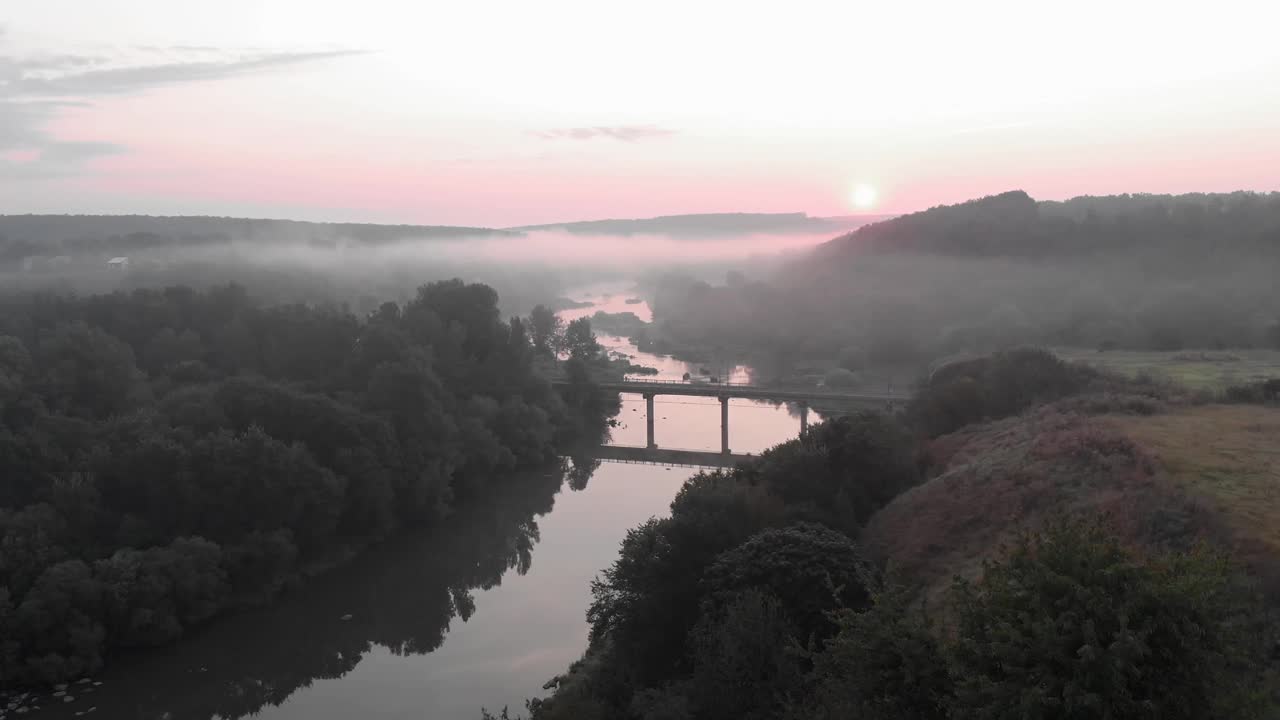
[862,399,1280,605]
[508,212,893,238]
[0,214,513,265]
[640,190,1280,373]
[809,189,1280,265]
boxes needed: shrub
[701,523,866,644]
[909,348,1095,436]
[802,576,951,720]
[948,520,1270,720]
[742,414,919,535]
[1223,378,1280,405]
[687,589,804,720]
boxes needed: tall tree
[528,304,562,356]
[562,317,601,362]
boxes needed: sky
[2,0,1279,227]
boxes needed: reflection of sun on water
[851,183,878,209]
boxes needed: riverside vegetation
[0,279,618,692]
[505,348,1279,720]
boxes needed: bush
[687,589,804,720]
[909,348,1095,436]
[742,414,919,535]
[802,576,951,720]
[1223,378,1280,405]
[701,523,866,644]
[948,520,1269,720]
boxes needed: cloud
[11,49,366,97]
[0,43,363,180]
[531,125,677,142]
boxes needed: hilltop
[640,190,1280,377]
[809,189,1280,265]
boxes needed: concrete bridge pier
[644,393,656,449]
[720,396,730,455]
[800,403,809,434]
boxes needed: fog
[637,192,1280,383]
[0,218,834,316]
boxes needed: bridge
[551,377,902,455]
[584,444,753,468]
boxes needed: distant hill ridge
[0,211,895,259]
[0,215,514,256]
[810,189,1280,263]
[507,211,894,237]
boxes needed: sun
[850,183,878,210]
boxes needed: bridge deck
[554,378,900,405]
[580,445,753,468]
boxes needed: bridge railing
[615,376,757,387]
[548,373,907,398]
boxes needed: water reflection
[40,468,572,720]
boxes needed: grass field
[862,399,1280,604]
[1055,347,1280,392]
[1113,405,1280,572]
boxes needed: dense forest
[0,279,616,690]
[642,192,1280,376]
[518,349,1278,720]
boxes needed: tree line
[0,279,612,690]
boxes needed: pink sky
[3,0,1279,227]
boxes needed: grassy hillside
[1116,406,1280,583]
[862,399,1280,605]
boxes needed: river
[35,286,815,720]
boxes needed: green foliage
[701,523,865,643]
[909,348,1096,436]
[35,321,141,418]
[562,317,602,362]
[741,413,919,535]
[527,304,563,356]
[1223,378,1280,405]
[0,279,602,689]
[586,473,787,688]
[948,520,1270,720]
[537,392,1276,720]
[561,416,917,717]
[802,576,951,720]
[687,589,804,720]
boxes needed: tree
[687,589,804,720]
[562,317,601,362]
[741,414,918,535]
[949,520,1269,720]
[35,322,141,418]
[700,523,866,644]
[803,576,951,720]
[528,304,563,356]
